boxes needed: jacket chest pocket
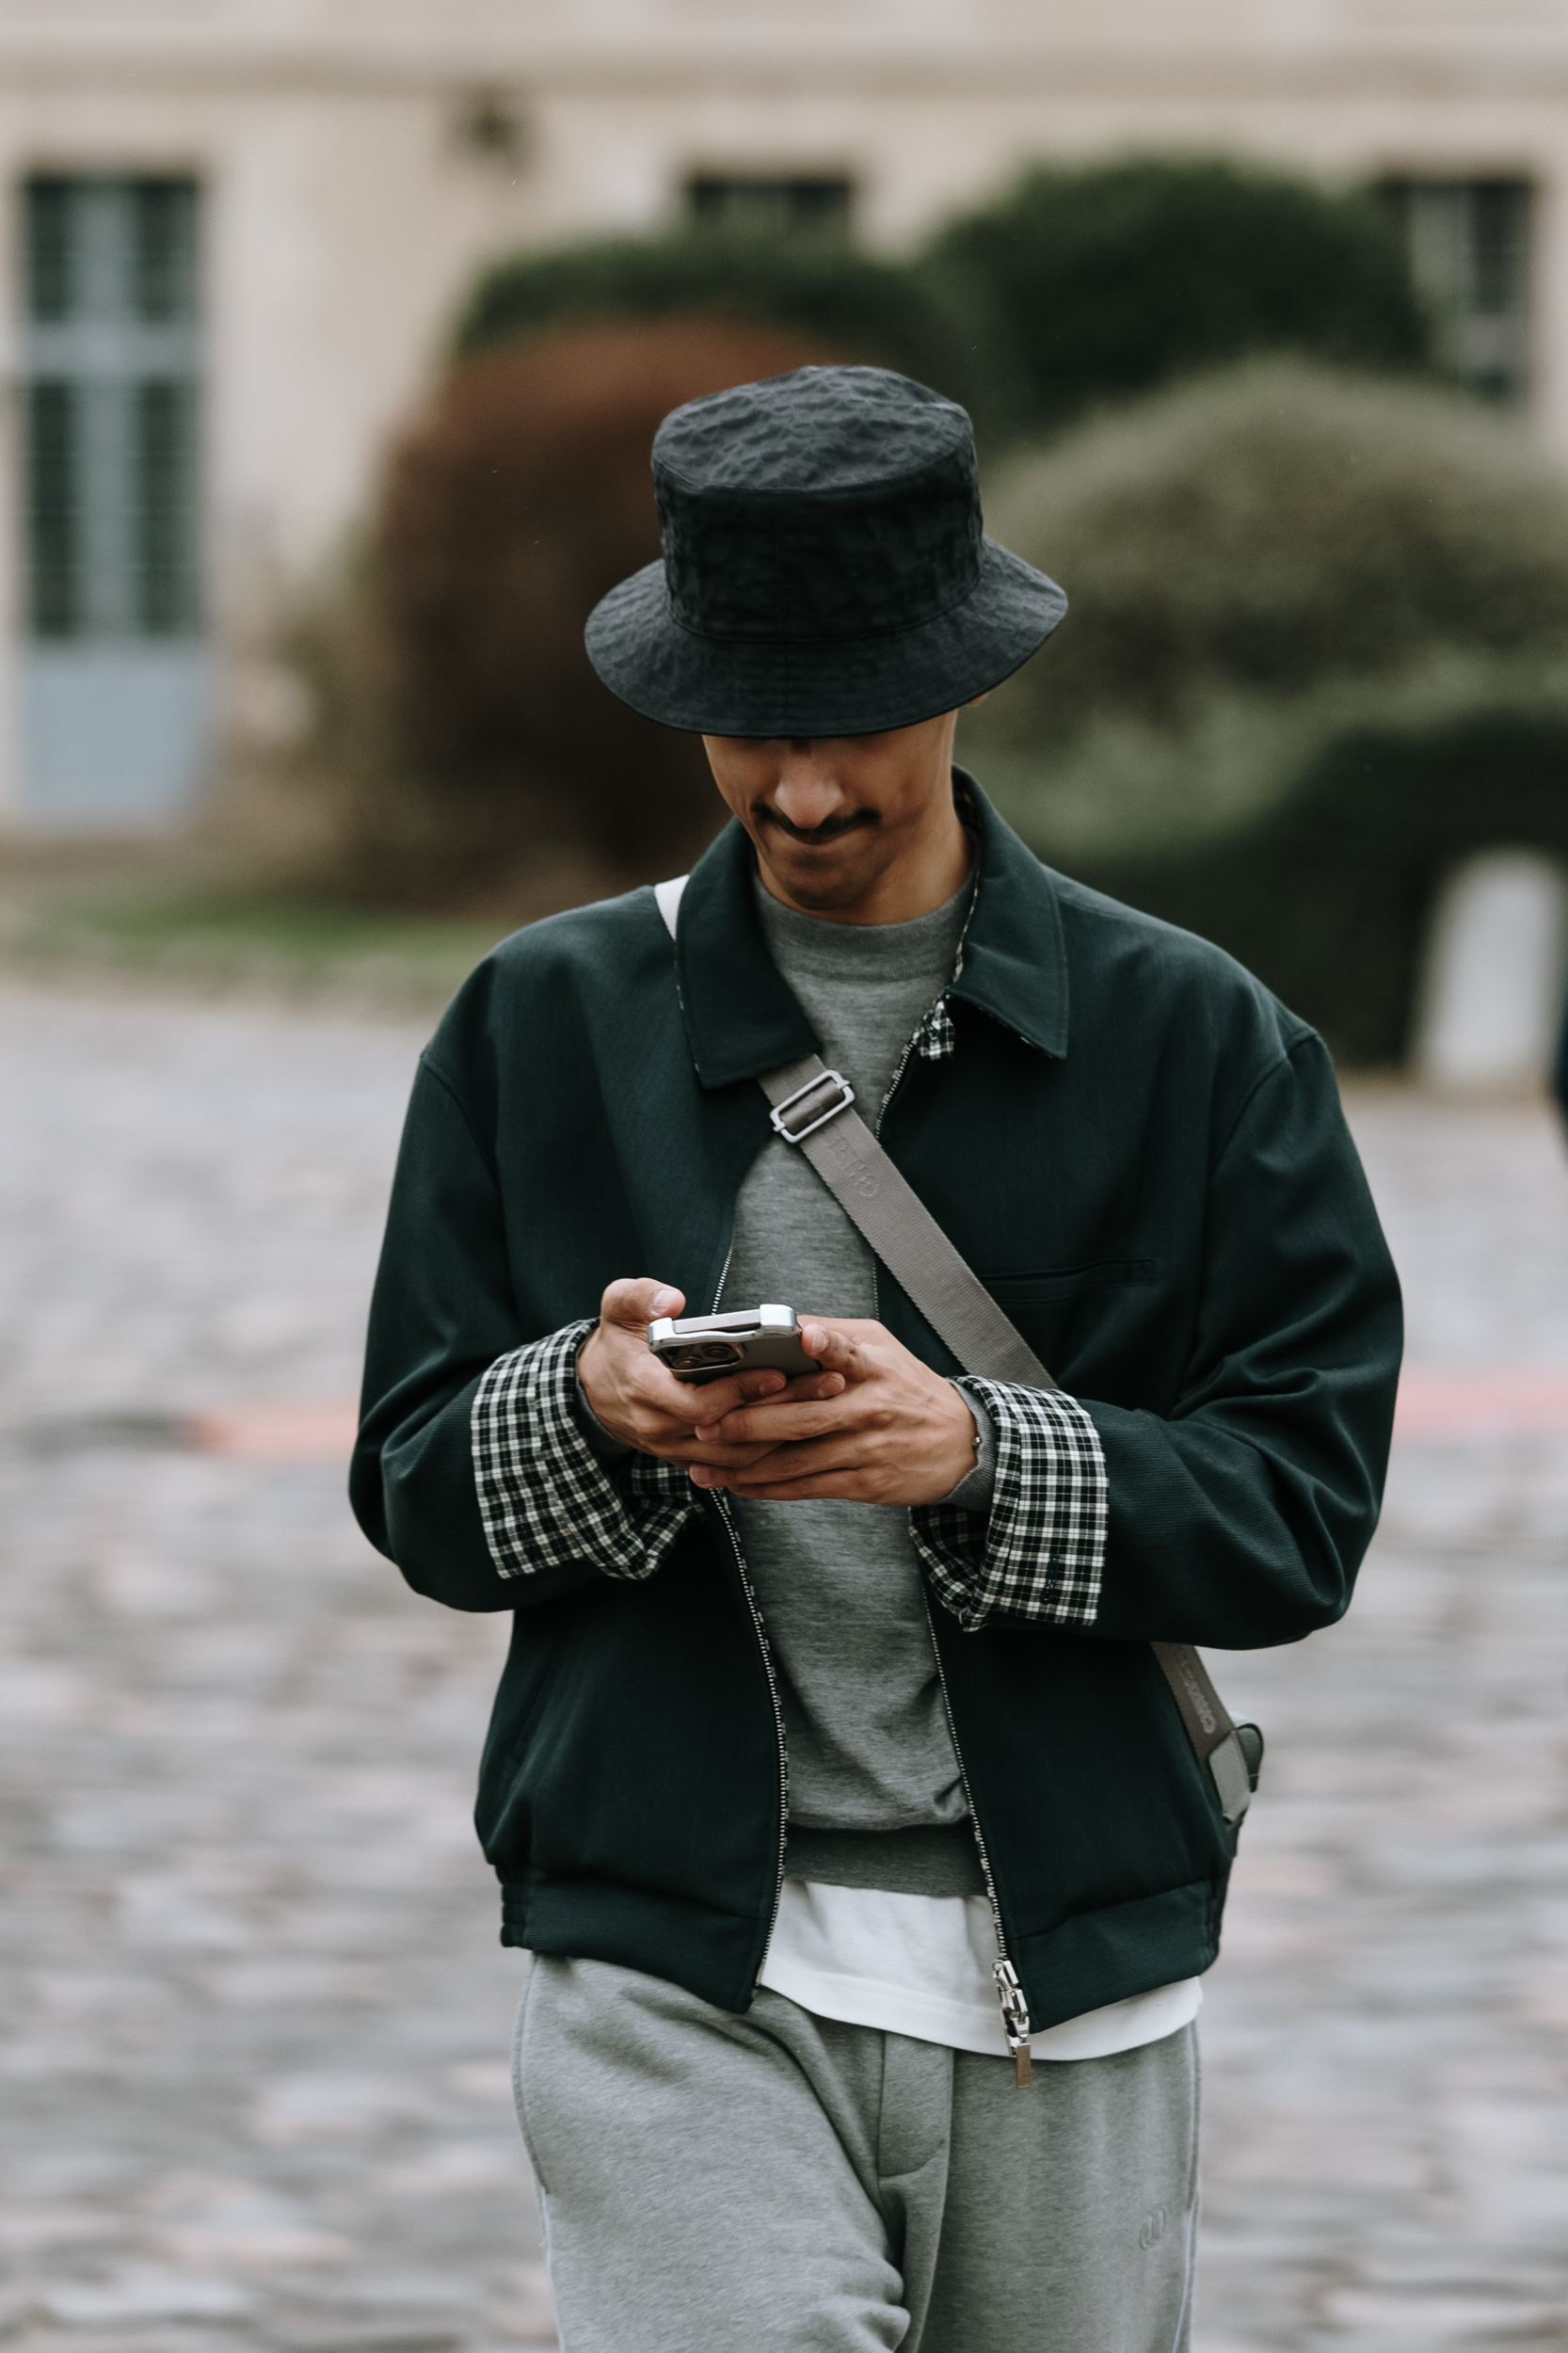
[979,1259,1163,1378]
[981,1258,1160,1307]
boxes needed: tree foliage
[372,315,832,882]
[926,158,1432,438]
[961,361,1568,1064]
[455,230,980,419]
[451,164,1432,450]
[968,360,1568,767]
[1055,674,1568,1065]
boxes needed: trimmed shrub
[926,158,1431,439]
[370,314,834,886]
[1025,666,1568,1066]
[965,360,1568,771]
[454,230,981,420]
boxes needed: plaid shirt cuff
[472,1321,700,1583]
[911,1378,1107,1632]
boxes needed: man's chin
[758,847,876,914]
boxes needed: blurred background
[1,6,1566,2353]
[2,0,1568,1064]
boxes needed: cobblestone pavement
[1,979,1565,2353]
[1195,1093,1568,2353]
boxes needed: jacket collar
[673,770,1069,1089]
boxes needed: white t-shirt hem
[757,1878,1203,2062]
[759,1953,1009,2055]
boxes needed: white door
[20,175,210,827]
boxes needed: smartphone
[648,1304,816,1386]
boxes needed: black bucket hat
[584,364,1066,738]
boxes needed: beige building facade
[1,0,1563,825]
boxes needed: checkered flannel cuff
[472,1321,700,1584]
[911,1378,1107,1632]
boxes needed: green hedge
[968,360,1568,765]
[454,230,984,421]
[925,157,1431,439]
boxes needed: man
[352,366,1401,2351]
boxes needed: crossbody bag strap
[653,876,1259,1833]
[758,1054,1053,1390]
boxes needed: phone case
[648,1305,816,1385]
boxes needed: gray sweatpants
[512,1957,1199,2353]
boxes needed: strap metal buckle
[1208,1722,1265,1848]
[769,1068,856,1145]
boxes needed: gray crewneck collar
[752,865,973,984]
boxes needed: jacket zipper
[710,1241,735,1320]
[879,984,1033,2088]
[921,1590,1032,2087]
[713,1489,791,1981]
[707,1242,790,1984]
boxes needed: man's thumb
[603,1276,684,1329]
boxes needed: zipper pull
[993,1958,1032,2089]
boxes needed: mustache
[756,804,878,846]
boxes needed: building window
[133,179,200,323]
[25,381,78,637]
[26,180,75,321]
[1379,177,1531,403]
[21,175,201,640]
[685,173,853,238]
[136,379,199,633]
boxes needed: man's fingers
[694,1388,854,1446]
[620,1367,792,1448]
[699,1468,872,1502]
[712,1434,888,1499]
[676,1443,787,1473]
[799,1321,864,1373]
[660,1365,792,1424]
[686,1367,840,1435]
[600,1275,685,1331]
[691,1431,863,1487]
[630,1415,793,1465]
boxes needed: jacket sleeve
[349,1054,695,1613]
[1081,1032,1402,1648]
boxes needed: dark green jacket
[351,784,1401,2030]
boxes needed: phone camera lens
[669,1340,744,1371]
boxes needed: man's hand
[577,1279,847,1469]
[687,1319,977,1504]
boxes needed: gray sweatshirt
[717,876,989,1898]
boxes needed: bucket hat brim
[585,536,1067,739]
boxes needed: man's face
[701,710,961,918]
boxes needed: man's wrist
[573,1337,634,1465]
[939,1381,996,1511]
